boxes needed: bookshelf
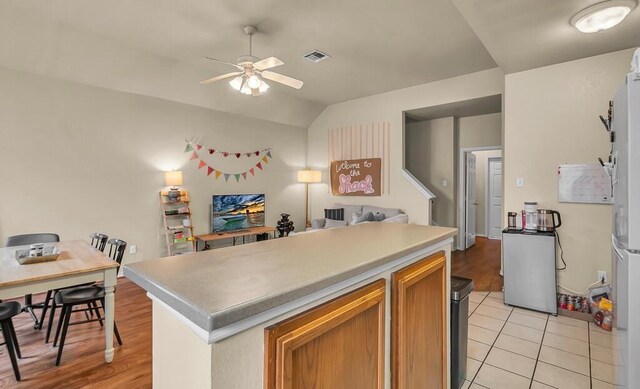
[159,191,196,256]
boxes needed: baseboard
[475,234,487,238]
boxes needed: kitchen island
[124,222,456,389]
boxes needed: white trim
[149,238,453,344]
[402,168,436,199]
[458,146,501,250]
[487,157,503,240]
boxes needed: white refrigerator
[611,48,640,388]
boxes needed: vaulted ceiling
[0,1,638,127]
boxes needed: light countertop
[123,223,456,332]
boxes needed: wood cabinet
[392,251,447,389]
[264,279,386,389]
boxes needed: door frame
[486,156,503,240]
[457,146,501,251]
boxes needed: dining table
[0,240,119,363]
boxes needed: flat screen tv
[212,194,265,233]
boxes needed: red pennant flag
[256,162,263,170]
[209,149,215,154]
[235,153,241,158]
[198,160,206,169]
[223,152,229,157]
[207,167,214,176]
[242,172,247,180]
[245,153,252,158]
[249,168,255,176]
[190,152,198,160]
[196,144,203,150]
[255,151,260,156]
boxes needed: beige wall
[473,150,502,236]
[504,48,636,292]
[0,67,307,264]
[307,68,505,226]
[459,113,502,149]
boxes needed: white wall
[307,68,504,225]
[459,113,502,149]
[504,48,636,292]
[0,67,308,264]
[473,150,502,236]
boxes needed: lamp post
[297,169,322,228]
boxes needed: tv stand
[196,226,277,251]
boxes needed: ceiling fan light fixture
[247,74,262,89]
[259,81,270,93]
[571,0,636,33]
[240,82,253,95]
[229,76,244,91]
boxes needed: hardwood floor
[0,279,151,388]
[451,237,503,291]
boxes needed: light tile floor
[462,291,618,389]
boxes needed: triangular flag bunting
[209,148,215,155]
[190,152,198,160]
[242,172,247,180]
[184,143,193,153]
[249,168,255,176]
[215,171,222,179]
[196,144,203,150]
[235,153,241,158]
[207,166,214,176]
[234,174,240,182]
[255,151,260,156]
[266,150,272,158]
[245,153,252,158]
[256,162,262,170]
[262,156,269,164]
[223,152,229,157]
[224,174,230,182]
[198,160,206,169]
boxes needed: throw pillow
[325,218,348,228]
[354,211,375,224]
[351,210,363,225]
[324,208,344,221]
[373,212,386,222]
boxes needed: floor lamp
[297,169,322,228]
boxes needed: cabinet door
[264,279,386,389]
[392,251,447,389]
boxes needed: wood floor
[451,237,503,291]
[0,279,151,389]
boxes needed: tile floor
[462,291,619,389]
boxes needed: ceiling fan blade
[261,71,304,89]
[200,71,243,85]
[253,56,284,71]
[251,88,260,97]
[204,57,243,70]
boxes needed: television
[212,194,265,233]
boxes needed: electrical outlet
[597,270,607,283]
[516,177,525,187]
[129,245,137,254]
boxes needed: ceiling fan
[200,25,303,96]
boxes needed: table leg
[103,268,117,363]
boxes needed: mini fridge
[502,229,557,315]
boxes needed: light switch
[442,180,448,187]
[516,177,524,187]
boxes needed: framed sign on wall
[330,158,382,196]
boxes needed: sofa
[309,203,409,230]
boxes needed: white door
[488,158,503,239]
[465,153,477,249]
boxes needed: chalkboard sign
[330,158,381,196]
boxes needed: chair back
[5,233,60,247]
[90,233,109,252]
[107,238,127,270]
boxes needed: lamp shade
[297,170,321,183]
[164,170,183,187]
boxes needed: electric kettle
[537,210,561,232]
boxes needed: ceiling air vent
[303,50,330,63]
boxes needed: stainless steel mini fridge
[502,229,557,315]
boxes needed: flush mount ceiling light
[571,0,637,33]
[200,25,303,96]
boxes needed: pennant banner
[187,148,272,183]
[184,140,270,158]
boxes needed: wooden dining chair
[0,301,23,381]
[4,233,60,329]
[51,238,126,365]
[39,233,109,332]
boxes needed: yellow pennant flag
[262,156,269,164]
[215,171,222,179]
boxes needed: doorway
[487,157,503,239]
